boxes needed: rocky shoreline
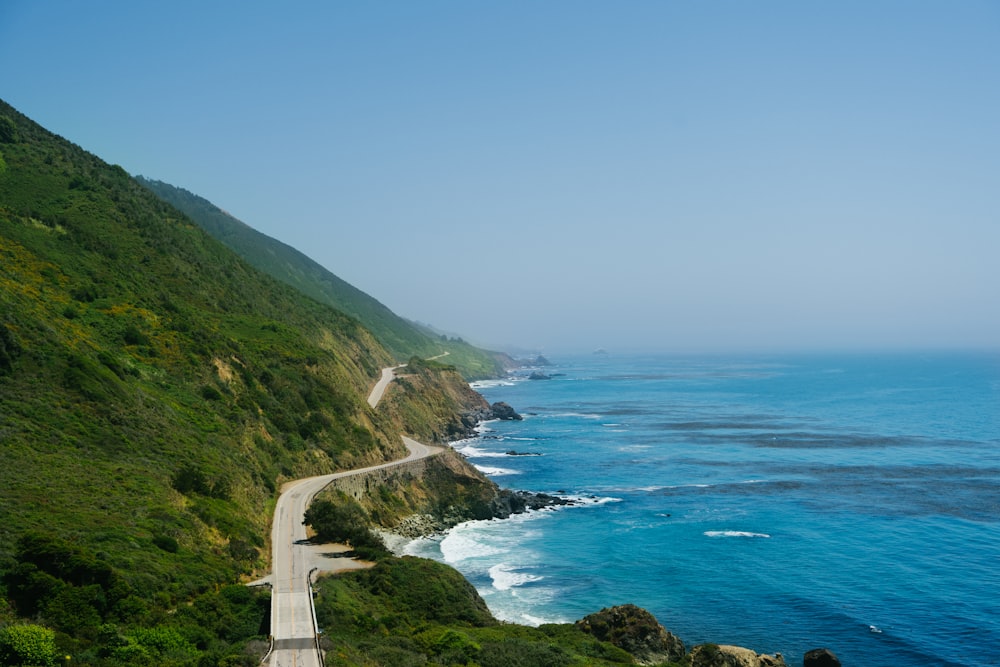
[379,392,842,667]
[381,488,577,542]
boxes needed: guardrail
[309,567,323,665]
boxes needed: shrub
[303,496,387,558]
[152,535,179,553]
[0,116,17,143]
[0,624,57,667]
[477,638,571,667]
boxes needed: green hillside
[0,100,716,667]
[135,177,510,380]
[0,99,419,662]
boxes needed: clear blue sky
[3,1,998,353]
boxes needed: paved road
[366,364,403,408]
[366,352,448,409]
[266,365,443,667]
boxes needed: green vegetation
[136,177,512,380]
[0,100,736,667]
[303,493,388,560]
[0,99,405,662]
[382,356,493,444]
[314,557,639,667]
[0,624,57,667]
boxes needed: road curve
[367,364,404,408]
[267,367,443,667]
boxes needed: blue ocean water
[404,352,1000,666]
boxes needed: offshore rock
[489,489,574,518]
[458,402,522,436]
[803,648,840,667]
[490,401,522,421]
[689,644,787,667]
[576,604,686,666]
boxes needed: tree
[302,497,386,557]
[0,116,17,143]
[0,624,57,667]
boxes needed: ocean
[402,352,1000,666]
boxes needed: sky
[2,1,998,354]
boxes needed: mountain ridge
[136,176,513,380]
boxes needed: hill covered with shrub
[0,98,490,664]
[136,176,512,380]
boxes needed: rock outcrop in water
[576,604,686,665]
[458,401,522,433]
[489,489,574,518]
[489,401,522,421]
[803,648,841,666]
[688,644,787,667]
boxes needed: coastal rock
[803,648,840,667]
[489,489,574,519]
[490,401,522,421]
[528,371,551,380]
[457,402,522,434]
[689,644,786,667]
[576,604,686,666]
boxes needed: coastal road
[366,352,448,409]
[367,364,404,408]
[266,366,443,667]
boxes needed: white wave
[602,423,624,427]
[438,512,546,565]
[704,530,771,538]
[449,430,490,448]
[617,444,651,452]
[470,379,518,389]
[552,412,603,419]
[439,528,505,563]
[456,445,508,458]
[520,613,551,627]
[474,465,521,476]
[561,494,622,506]
[489,563,544,591]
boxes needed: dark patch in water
[654,418,982,450]
[650,462,1000,522]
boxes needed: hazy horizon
[3,2,998,354]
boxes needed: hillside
[0,100,789,667]
[0,99,494,663]
[135,177,511,380]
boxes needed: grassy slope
[0,99,410,658]
[136,177,509,379]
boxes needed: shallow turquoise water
[405,352,1000,666]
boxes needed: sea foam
[489,563,544,591]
